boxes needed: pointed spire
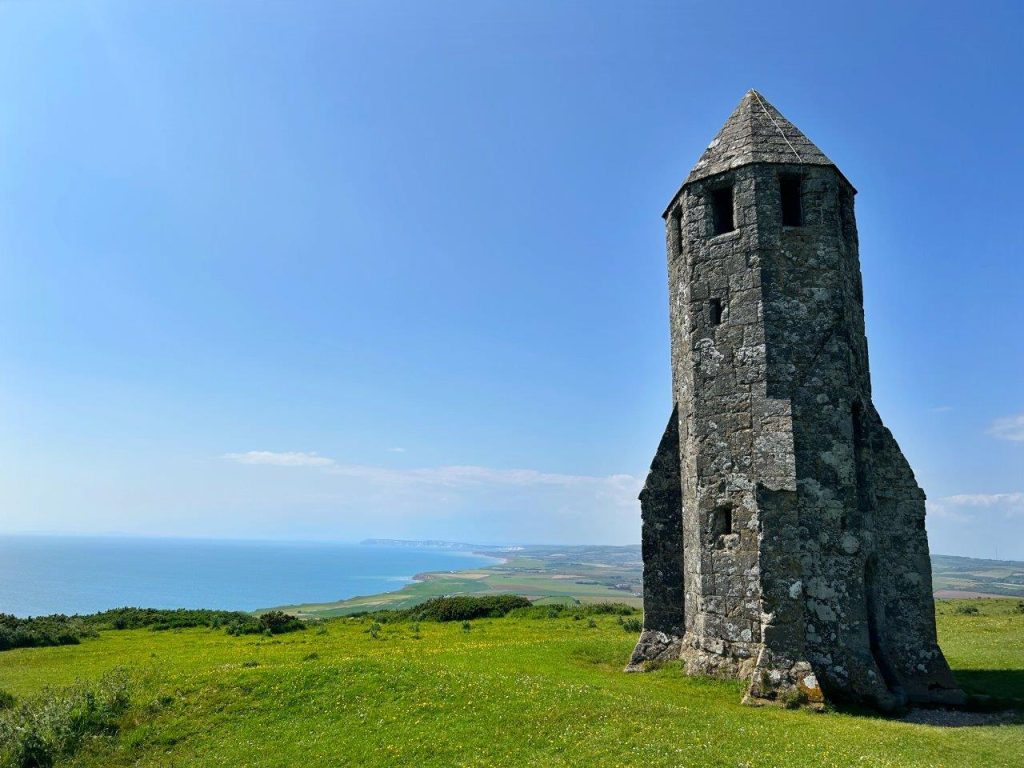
[684,90,835,186]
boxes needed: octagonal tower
[627,90,963,710]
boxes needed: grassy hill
[276,546,1024,618]
[1,599,1021,767]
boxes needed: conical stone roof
[683,90,835,186]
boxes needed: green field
[277,545,645,617]
[1,599,1021,767]
[276,547,1024,618]
[931,555,1024,598]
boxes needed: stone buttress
[627,90,964,710]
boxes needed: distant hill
[284,545,1024,618]
[931,554,1024,598]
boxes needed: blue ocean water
[0,536,495,618]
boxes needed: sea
[0,535,497,618]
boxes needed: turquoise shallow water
[0,536,494,617]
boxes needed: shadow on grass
[954,668,1024,701]
[824,669,1024,728]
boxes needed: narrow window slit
[711,186,734,234]
[709,298,724,326]
[780,174,802,226]
[712,505,734,549]
[671,208,683,257]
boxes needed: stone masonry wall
[670,164,768,679]
[626,409,685,671]
[629,91,961,709]
[755,163,960,707]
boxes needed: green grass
[1,599,1022,767]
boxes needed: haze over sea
[0,536,496,618]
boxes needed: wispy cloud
[218,450,644,542]
[987,413,1024,442]
[388,447,407,453]
[223,451,639,498]
[223,451,336,467]
[931,405,953,413]
[929,492,1024,521]
[324,462,640,496]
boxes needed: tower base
[624,630,682,672]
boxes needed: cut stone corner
[742,658,827,711]
[624,630,682,673]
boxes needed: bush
[223,611,304,637]
[0,615,93,652]
[0,607,305,653]
[0,668,132,768]
[224,617,260,636]
[87,608,257,633]
[0,691,14,712]
[622,617,643,633]
[955,604,980,616]
[257,611,304,635]
[506,601,639,621]
[578,602,638,616]
[375,595,531,623]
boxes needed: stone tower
[627,90,963,710]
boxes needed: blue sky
[1,1,1021,557]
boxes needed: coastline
[274,545,645,618]
[408,552,510,583]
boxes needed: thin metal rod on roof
[751,90,803,163]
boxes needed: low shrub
[257,611,305,635]
[224,611,304,637]
[0,608,305,652]
[954,604,980,616]
[0,615,93,652]
[621,617,643,633]
[0,668,132,768]
[579,602,638,616]
[506,601,638,621]
[88,608,258,633]
[376,595,531,623]
[0,692,14,712]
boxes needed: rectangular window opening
[780,174,802,226]
[709,298,724,326]
[671,208,682,257]
[711,186,735,235]
[712,505,733,541]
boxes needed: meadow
[0,599,1021,767]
